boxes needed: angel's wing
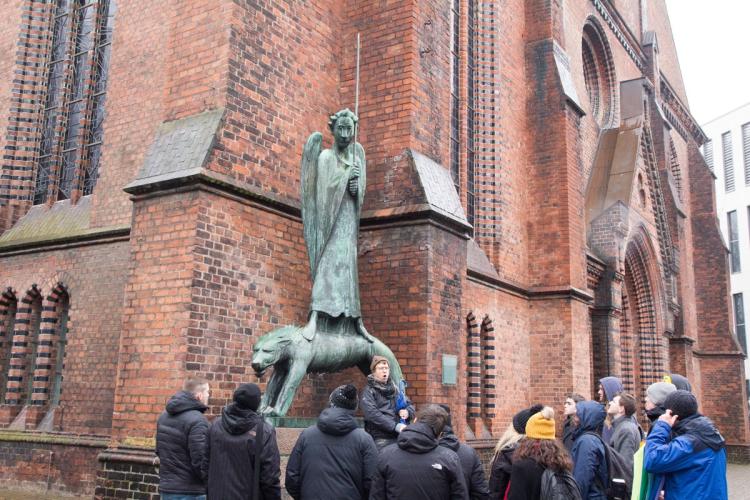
[301,132,323,275]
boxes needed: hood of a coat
[220,402,260,435]
[574,401,606,437]
[317,406,358,436]
[673,414,725,452]
[165,391,207,416]
[669,374,692,392]
[397,422,439,454]
[438,425,460,452]
[599,376,624,401]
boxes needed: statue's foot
[300,321,316,341]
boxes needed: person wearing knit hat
[488,404,543,498]
[507,407,575,500]
[329,384,358,410]
[361,356,414,450]
[205,383,281,499]
[645,381,677,429]
[286,384,378,500]
[525,409,556,440]
[645,389,727,500]
[512,403,544,434]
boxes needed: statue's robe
[301,134,366,320]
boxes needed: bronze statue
[250,109,404,416]
[299,109,373,342]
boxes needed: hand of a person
[658,409,679,427]
[395,423,407,433]
[398,409,409,420]
[350,163,360,179]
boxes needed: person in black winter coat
[488,403,542,499]
[507,407,575,500]
[570,401,608,500]
[361,356,415,450]
[204,383,281,500]
[285,384,378,500]
[439,405,489,500]
[155,377,210,499]
[370,404,467,500]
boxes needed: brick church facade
[0,0,748,496]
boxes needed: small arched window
[0,291,18,402]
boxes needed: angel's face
[334,117,355,149]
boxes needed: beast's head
[251,326,297,376]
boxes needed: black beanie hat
[233,383,262,411]
[664,389,698,420]
[330,384,358,410]
[513,404,544,434]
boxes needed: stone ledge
[0,429,108,448]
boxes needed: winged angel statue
[299,108,375,342]
[250,109,405,416]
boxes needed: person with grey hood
[438,404,489,500]
[204,383,281,500]
[285,384,378,500]
[597,376,623,443]
[156,377,210,499]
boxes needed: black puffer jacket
[360,376,414,440]
[285,406,378,500]
[204,403,281,500]
[439,426,489,500]
[488,443,518,499]
[370,422,468,500]
[155,391,209,494]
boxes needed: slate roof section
[410,150,468,226]
[124,108,224,191]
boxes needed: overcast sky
[665,0,750,125]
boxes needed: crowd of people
[155,357,728,500]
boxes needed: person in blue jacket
[570,400,608,499]
[644,390,727,500]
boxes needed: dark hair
[513,437,572,473]
[618,393,637,417]
[438,404,453,426]
[417,404,449,436]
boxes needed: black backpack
[540,468,583,500]
[585,432,633,500]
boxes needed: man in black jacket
[439,405,489,500]
[204,383,281,500]
[361,356,415,450]
[155,377,210,499]
[370,404,467,500]
[285,384,378,499]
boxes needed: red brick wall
[0,241,128,434]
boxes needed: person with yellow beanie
[506,407,578,500]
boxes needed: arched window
[0,291,18,402]
[50,293,70,406]
[24,295,43,405]
[34,0,116,204]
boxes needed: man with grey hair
[156,377,210,500]
[370,404,467,500]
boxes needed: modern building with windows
[0,0,748,496]
[704,101,750,396]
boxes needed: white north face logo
[431,463,443,470]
